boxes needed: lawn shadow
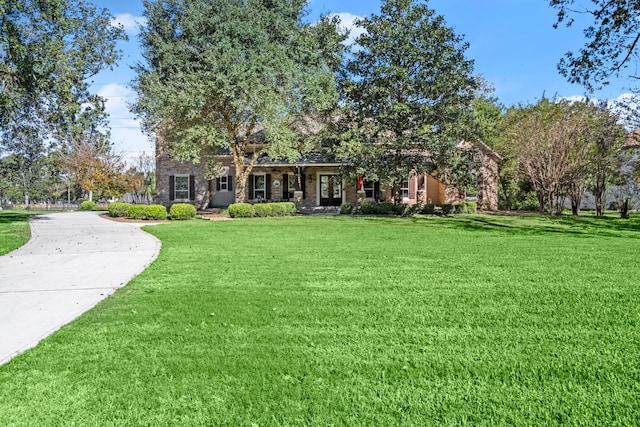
[416,214,640,238]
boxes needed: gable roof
[623,129,640,149]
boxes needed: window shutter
[248,175,254,200]
[409,177,416,199]
[215,178,220,191]
[374,182,380,201]
[282,174,289,199]
[189,175,195,201]
[301,174,306,198]
[169,175,175,201]
[265,174,272,200]
[228,176,233,191]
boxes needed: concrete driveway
[0,211,161,365]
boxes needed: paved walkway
[0,211,161,365]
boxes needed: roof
[623,130,640,149]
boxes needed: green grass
[1,214,640,425]
[0,211,41,255]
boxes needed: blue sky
[93,0,635,156]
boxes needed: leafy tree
[500,98,626,215]
[133,0,345,203]
[0,0,125,134]
[334,0,477,203]
[550,0,640,91]
[125,152,156,204]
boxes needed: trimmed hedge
[108,202,168,220]
[80,201,97,211]
[108,202,132,217]
[228,202,296,218]
[146,205,168,220]
[169,203,197,220]
[254,204,273,218]
[340,203,354,215]
[127,205,147,219]
[228,203,256,218]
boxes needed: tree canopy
[550,0,640,91]
[133,0,345,202]
[334,0,477,202]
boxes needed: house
[155,135,502,211]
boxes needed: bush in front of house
[228,203,256,218]
[270,202,297,216]
[145,204,168,220]
[169,203,197,220]
[441,204,454,215]
[254,203,273,217]
[340,203,354,215]
[108,202,131,217]
[80,201,97,211]
[458,201,477,214]
[421,203,436,214]
[127,204,147,219]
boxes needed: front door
[320,175,342,206]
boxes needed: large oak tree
[133,0,345,203]
[333,0,478,202]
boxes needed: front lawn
[1,214,639,425]
[0,211,41,255]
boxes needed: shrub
[108,202,131,217]
[340,203,354,215]
[270,202,296,216]
[169,203,197,220]
[80,201,97,211]
[126,204,147,219]
[421,203,436,214]
[441,204,454,215]
[254,203,273,217]
[378,202,394,214]
[146,204,168,220]
[228,203,256,218]
[460,201,477,214]
[359,201,379,215]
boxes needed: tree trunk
[537,191,545,214]
[620,198,630,219]
[594,189,604,217]
[571,197,580,216]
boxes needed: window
[287,174,297,199]
[174,175,190,200]
[253,174,266,200]
[401,179,409,199]
[363,180,375,199]
[219,175,229,192]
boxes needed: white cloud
[97,83,152,155]
[111,13,147,34]
[331,12,367,46]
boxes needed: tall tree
[0,0,125,134]
[334,0,477,202]
[133,0,345,203]
[550,0,640,91]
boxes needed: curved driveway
[0,211,161,365]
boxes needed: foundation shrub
[108,202,131,217]
[145,205,168,220]
[340,203,354,215]
[228,203,256,218]
[441,204,454,215]
[254,204,273,217]
[127,205,147,219]
[169,203,197,220]
[421,203,436,214]
[270,202,296,216]
[459,201,477,214]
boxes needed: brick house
[156,137,502,211]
